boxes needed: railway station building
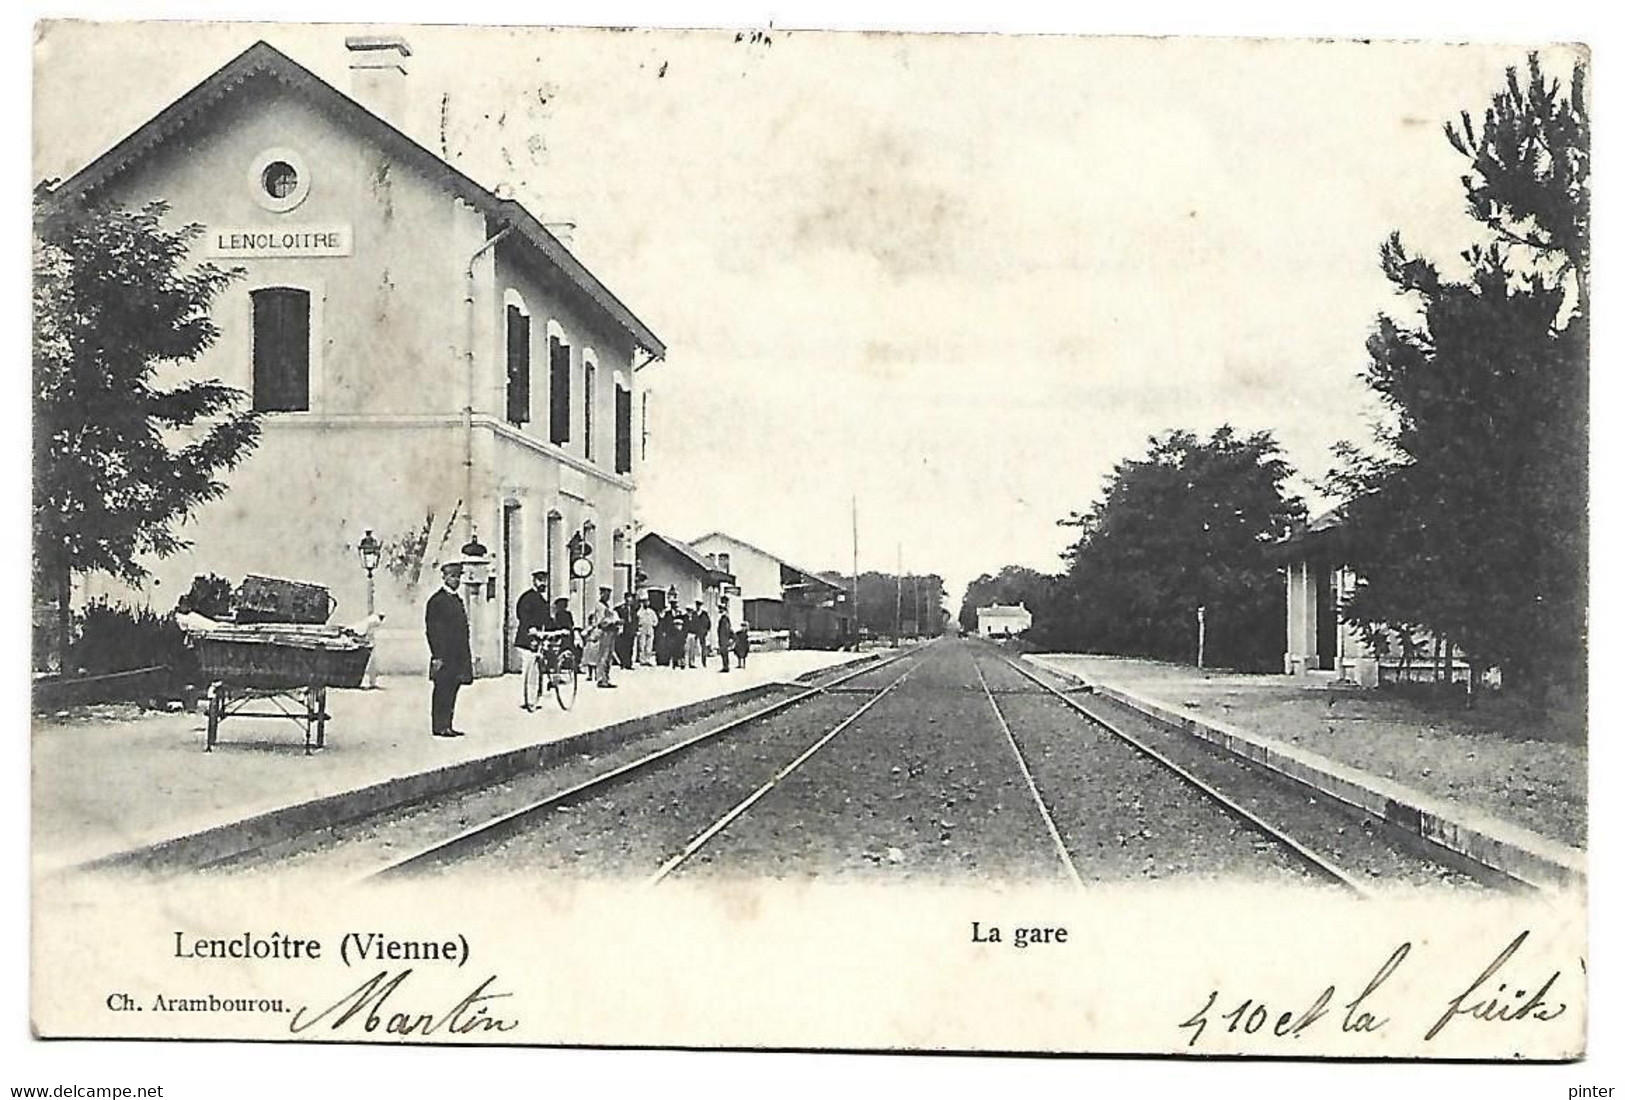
[688,532,854,648]
[43,37,664,677]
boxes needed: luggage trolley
[194,625,372,753]
[182,575,371,754]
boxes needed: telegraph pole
[894,544,902,646]
[851,497,860,649]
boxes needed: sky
[29,22,1571,608]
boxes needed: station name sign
[206,225,353,258]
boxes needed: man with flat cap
[426,560,474,737]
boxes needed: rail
[366,646,927,881]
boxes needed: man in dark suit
[548,596,580,668]
[716,600,734,673]
[426,560,474,737]
[688,600,711,669]
[515,568,550,711]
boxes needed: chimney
[345,35,412,129]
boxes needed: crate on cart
[233,575,337,625]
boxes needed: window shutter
[550,338,571,444]
[615,384,633,473]
[506,307,530,425]
[251,288,311,412]
[584,363,596,459]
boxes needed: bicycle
[523,629,580,710]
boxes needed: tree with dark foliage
[824,571,947,638]
[1328,54,1587,701]
[33,195,260,665]
[1056,427,1304,670]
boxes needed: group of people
[425,561,757,737]
[515,571,753,694]
[582,583,752,680]
[649,596,751,672]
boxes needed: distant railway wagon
[788,604,853,650]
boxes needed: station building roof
[38,39,665,360]
[1267,506,1353,565]
[689,531,843,594]
[638,531,735,586]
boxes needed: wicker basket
[196,636,371,690]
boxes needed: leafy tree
[824,571,947,637]
[33,195,260,665]
[1329,54,1587,700]
[1056,426,1304,670]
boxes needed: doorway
[502,502,522,673]
[1315,563,1338,672]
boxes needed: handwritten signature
[289,968,520,1037]
[1423,930,1568,1040]
[1179,931,1569,1049]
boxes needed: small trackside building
[688,532,854,648]
[1274,508,1476,687]
[976,603,1032,638]
[41,37,665,677]
[635,532,734,621]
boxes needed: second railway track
[971,644,1524,892]
[972,649,1365,893]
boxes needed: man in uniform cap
[425,560,474,736]
[514,568,551,711]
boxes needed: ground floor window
[251,287,310,412]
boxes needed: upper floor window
[614,375,633,474]
[261,162,299,199]
[548,333,571,445]
[583,355,597,461]
[248,147,310,214]
[251,287,310,412]
[505,303,531,426]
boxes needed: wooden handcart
[193,625,371,754]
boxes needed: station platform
[1025,653,1586,890]
[33,649,871,874]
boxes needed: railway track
[202,638,1517,889]
[364,643,933,882]
[652,641,1357,887]
[969,643,1528,893]
[970,649,1365,895]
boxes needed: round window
[247,148,310,213]
[261,161,299,200]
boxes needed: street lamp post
[357,528,382,688]
[461,529,490,677]
[358,529,381,615]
